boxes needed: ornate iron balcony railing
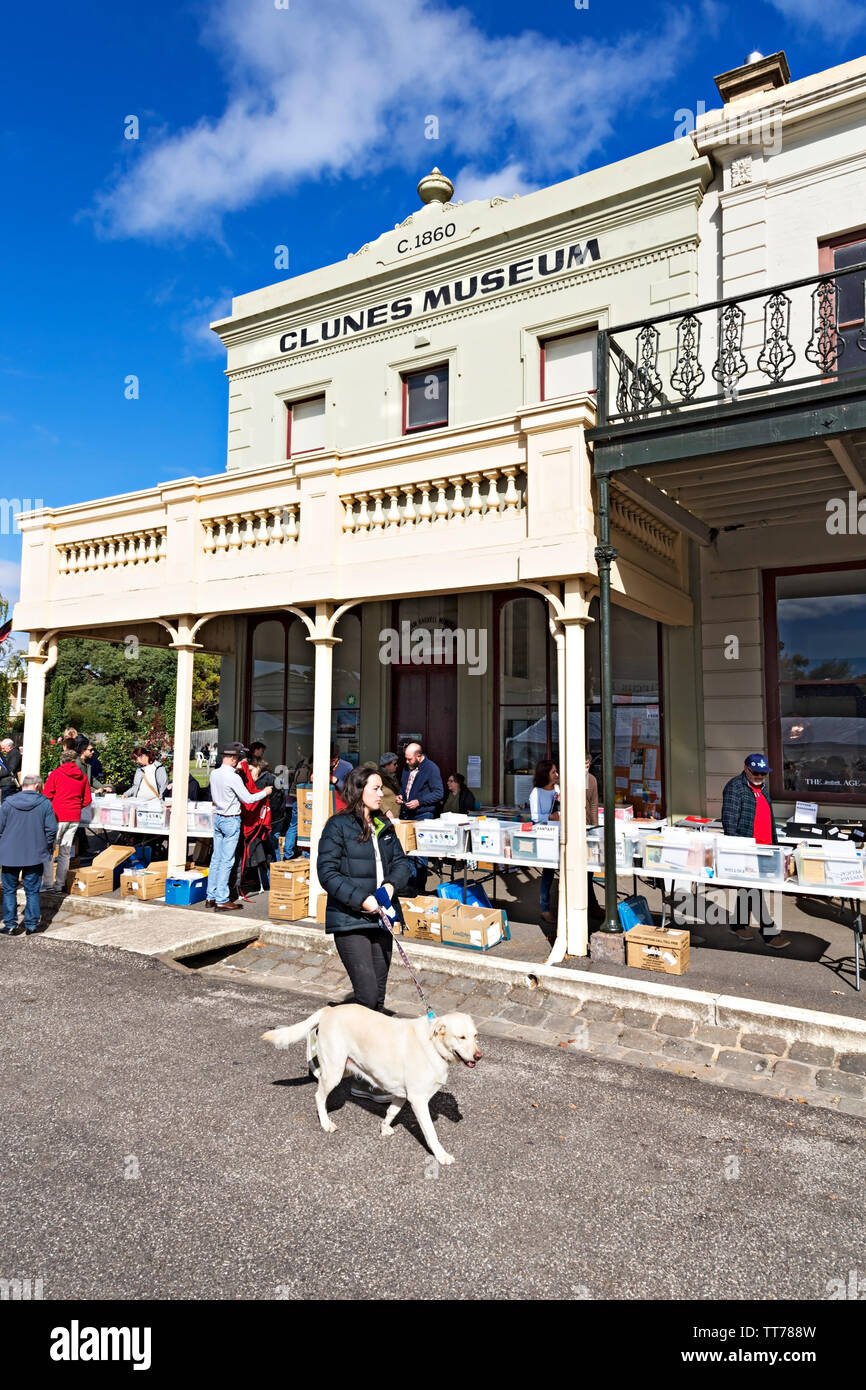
[596,261,866,427]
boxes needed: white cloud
[90,0,691,241]
[454,162,539,203]
[779,594,866,620]
[179,294,233,357]
[764,0,866,39]
[33,424,60,445]
[0,558,21,605]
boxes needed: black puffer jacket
[317,811,413,934]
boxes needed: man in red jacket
[42,749,92,892]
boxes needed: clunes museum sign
[279,238,601,353]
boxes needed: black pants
[334,927,393,1011]
[734,887,779,937]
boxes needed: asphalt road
[1,935,864,1302]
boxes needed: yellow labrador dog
[263,1004,481,1165]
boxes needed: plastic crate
[134,803,169,831]
[469,819,504,856]
[587,828,636,869]
[532,824,560,864]
[187,804,214,834]
[643,833,716,877]
[510,831,540,861]
[414,821,467,852]
[93,797,135,830]
[165,873,207,905]
[716,840,786,885]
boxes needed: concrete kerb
[261,921,866,1055]
[715,994,866,1054]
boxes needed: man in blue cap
[721,754,790,949]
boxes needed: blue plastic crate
[165,875,207,906]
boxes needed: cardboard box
[67,845,135,896]
[439,904,505,951]
[296,786,336,843]
[392,820,417,853]
[316,894,327,924]
[121,861,169,900]
[400,894,444,942]
[270,858,310,888]
[625,925,690,975]
[268,890,310,920]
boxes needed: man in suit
[399,740,444,820]
[399,740,444,893]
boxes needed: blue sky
[2,0,865,638]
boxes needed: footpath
[196,922,866,1121]
[25,891,866,1121]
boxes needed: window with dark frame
[818,231,866,377]
[402,364,449,433]
[286,394,326,458]
[494,593,558,806]
[763,563,866,803]
[245,613,361,773]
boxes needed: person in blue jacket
[398,741,444,820]
[0,776,57,934]
[398,740,444,892]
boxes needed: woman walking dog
[316,765,413,1101]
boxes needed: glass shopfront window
[248,611,359,771]
[585,600,663,815]
[496,594,558,807]
[331,613,361,768]
[766,564,866,801]
[250,619,287,767]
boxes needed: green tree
[99,683,143,793]
[44,672,69,737]
[41,672,70,778]
[192,654,221,728]
[45,638,221,736]
[0,594,26,734]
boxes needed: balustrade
[202,502,299,554]
[600,260,866,425]
[340,465,524,534]
[56,528,167,575]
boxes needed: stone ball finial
[417,168,454,204]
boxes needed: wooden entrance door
[392,666,457,784]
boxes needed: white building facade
[14,49,866,959]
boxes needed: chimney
[714,50,790,105]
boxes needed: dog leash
[376,906,435,1019]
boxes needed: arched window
[249,619,288,767]
[331,613,361,769]
[494,594,558,806]
[245,611,360,773]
